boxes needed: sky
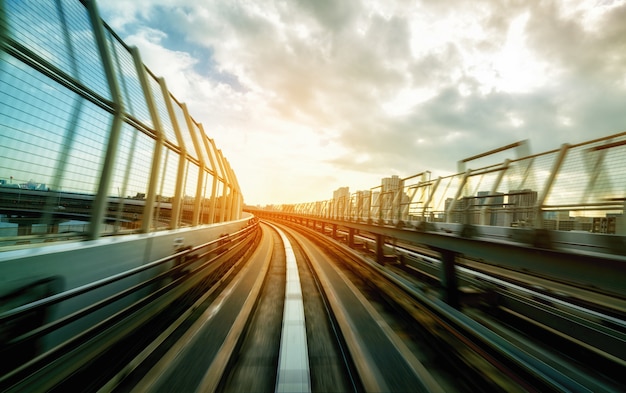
[98,0,626,206]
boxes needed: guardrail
[269,133,626,235]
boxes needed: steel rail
[389,242,626,376]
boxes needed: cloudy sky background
[99,0,626,206]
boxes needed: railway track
[383,240,626,386]
[102,221,447,392]
[3,217,623,392]
[277,219,625,392]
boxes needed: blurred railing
[274,133,626,234]
[0,0,243,244]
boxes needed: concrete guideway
[265,222,311,393]
[285,224,444,393]
[269,215,625,391]
[130,225,273,392]
[122,222,312,393]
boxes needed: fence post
[534,144,569,229]
[86,0,124,239]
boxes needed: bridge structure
[1,1,626,392]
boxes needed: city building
[476,191,505,226]
[332,186,350,219]
[354,190,371,220]
[508,189,538,226]
[379,175,411,222]
[593,216,620,234]
[381,175,401,193]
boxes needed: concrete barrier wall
[0,213,252,351]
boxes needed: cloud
[98,0,626,205]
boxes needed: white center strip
[271,224,311,393]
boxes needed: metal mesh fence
[0,0,241,243]
[287,133,625,234]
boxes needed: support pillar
[332,224,337,239]
[535,143,569,229]
[375,234,384,265]
[9,217,37,236]
[348,227,355,248]
[439,249,459,309]
[47,222,59,234]
[17,222,32,236]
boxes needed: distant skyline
[99,0,626,206]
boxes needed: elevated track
[2,214,624,392]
